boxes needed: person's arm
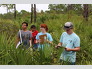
[30,38,32,47]
[36,39,41,43]
[35,33,40,43]
[58,42,62,46]
[46,34,53,45]
[55,42,62,48]
[65,47,80,51]
[65,36,80,51]
[47,40,52,44]
[29,38,33,51]
[29,31,33,47]
[55,33,64,48]
[16,31,20,45]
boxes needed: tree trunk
[83,4,89,21]
[34,4,36,23]
[6,5,8,13]
[31,4,33,23]
[14,4,16,19]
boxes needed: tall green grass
[0,13,92,65]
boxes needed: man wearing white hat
[56,22,80,65]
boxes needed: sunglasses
[64,26,71,28]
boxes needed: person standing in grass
[56,22,80,65]
[36,24,53,50]
[16,22,32,49]
[30,25,39,50]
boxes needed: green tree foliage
[48,4,83,15]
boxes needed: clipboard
[39,34,47,44]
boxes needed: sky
[0,4,49,14]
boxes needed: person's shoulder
[17,30,20,35]
[46,32,50,34]
[35,30,39,33]
[20,30,23,32]
[18,30,23,33]
[27,30,32,34]
[62,32,66,34]
[37,32,42,35]
[73,33,80,39]
[62,32,67,35]
[30,30,32,32]
[17,30,20,33]
[27,30,30,32]
[35,30,39,32]
[46,32,51,36]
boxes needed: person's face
[31,28,36,32]
[40,27,46,32]
[22,24,27,29]
[65,28,72,33]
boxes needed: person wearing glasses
[56,22,80,65]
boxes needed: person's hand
[55,45,58,48]
[65,48,72,51]
[36,39,42,43]
[46,40,52,44]
[55,45,60,49]
[38,39,42,43]
[45,39,48,43]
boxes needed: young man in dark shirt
[17,22,32,49]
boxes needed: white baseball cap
[64,22,73,29]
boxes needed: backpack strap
[19,30,22,43]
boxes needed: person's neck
[32,30,36,32]
[23,29,27,31]
[67,31,73,35]
[42,31,46,33]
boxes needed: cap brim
[64,26,71,29]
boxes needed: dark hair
[31,25,36,29]
[22,22,28,26]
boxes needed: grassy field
[0,13,92,65]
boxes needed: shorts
[60,59,75,65]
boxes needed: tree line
[0,4,91,21]
[48,4,90,21]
